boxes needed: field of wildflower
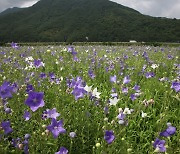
[0,43,179,154]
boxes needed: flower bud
[96,143,101,148]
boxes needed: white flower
[118,120,125,125]
[92,88,101,99]
[123,108,131,114]
[109,97,119,106]
[141,111,147,118]
[118,108,123,113]
[25,56,34,62]
[84,85,92,93]
[151,64,159,69]
[62,47,67,52]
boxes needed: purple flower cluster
[145,72,155,78]
[153,123,176,152]
[11,134,31,154]
[67,77,86,100]
[88,69,96,79]
[26,84,35,93]
[34,59,44,68]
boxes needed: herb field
[0,44,180,154]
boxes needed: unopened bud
[96,143,101,148]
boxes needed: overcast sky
[0,0,180,19]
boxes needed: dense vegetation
[0,0,180,43]
[0,44,179,153]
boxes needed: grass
[0,45,179,154]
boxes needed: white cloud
[111,0,180,18]
[0,0,38,12]
[20,0,38,8]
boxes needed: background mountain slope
[0,0,179,42]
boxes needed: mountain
[0,7,23,16]
[0,0,179,42]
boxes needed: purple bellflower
[42,108,60,120]
[25,91,45,112]
[160,125,176,137]
[153,138,166,152]
[104,130,115,144]
[47,118,66,138]
[11,42,19,49]
[55,147,68,154]
[171,81,180,92]
[145,72,155,78]
[0,82,13,99]
[1,121,13,135]
[110,75,117,83]
[23,110,31,121]
[123,76,131,84]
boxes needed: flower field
[0,44,180,154]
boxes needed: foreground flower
[1,121,13,135]
[46,118,66,138]
[104,130,115,144]
[160,125,176,137]
[55,147,68,154]
[153,138,166,152]
[25,91,45,112]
